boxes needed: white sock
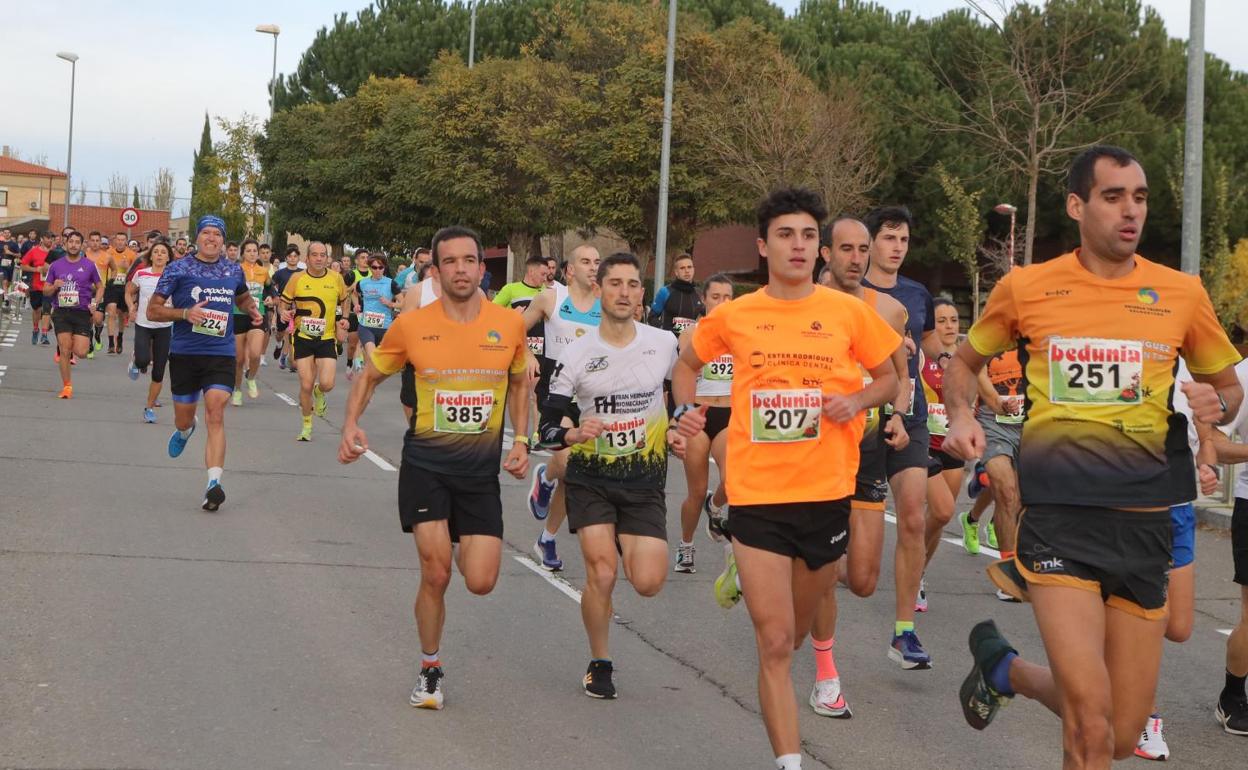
[679,540,693,548]
[735,572,742,592]
[208,466,223,484]
[421,650,439,666]
[177,425,194,439]
[539,530,556,544]
[775,754,802,770]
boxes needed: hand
[279,308,292,324]
[52,279,64,289]
[942,415,985,461]
[567,417,604,444]
[822,393,860,423]
[338,424,368,464]
[883,413,909,450]
[128,310,136,325]
[336,318,350,331]
[525,351,540,382]
[674,404,707,438]
[353,304,361,314]
[502,443,530,479]
[667,429,687,460]
[903,337,917,358]
[1181,381,1225,425]
[1198,463,1219,497]
[185,299,211,324]
[249,306,263,324]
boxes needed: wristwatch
[1218,393,1229,416]
[671,403,697,423]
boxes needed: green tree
[213,115,265,239]
[188,113,223,228]
[933,163,985,315]
[132,186,141,208]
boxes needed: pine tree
[132,186,141,208]
[188,113,222,229]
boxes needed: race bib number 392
[1048,337,1143,405]
[433,390,495,434]
[750,389,821,443]
[702,355,733,381]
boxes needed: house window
[0,189,8,206]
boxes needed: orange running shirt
[88,249,113,285]
[968,251,1240,508]
[108,248,137,287]
[371,300,527,477]
[691,286,901,506]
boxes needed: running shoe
[1217,692,1248,735]
[714,552,742,609]
[959,511,980,555]
[40,334,50,345]
[583,660,617,699]
[986,522,999,550]
[57,384,72,399]
[231,390,243,407]
[93,337,103,352]
[313,384,327,417]
[809,677,852,719]
[915,578,928,613]
[674,544,696,574]
[30,329,38,345]
[533,536,562,571]
[1134,715,1170,760]
[527,463,556,520]
[968,461,989,498]
[247,379,259,399]
[127,362,140,381]
[297,424,312,442]
[259,356,267,367]
[986,558,1030,603]
[959,619,1015,731]
[107,343,116,355]
[410,665,445,710]
[995,589,1021,603]
[143,408,156,424]
[272,344,282,361]
[85,349,92,360]
[202,480,225,512]
[279,353,289,370]
[168,418,197,458]
[704,492,729,543]
[888,630,932,670]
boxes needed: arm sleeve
[966,272,1019,357]
[650,285,669,317]
[493,285,512,306]
[538,394,576,449]
[1182,279,1242,375]
[370,313,410,375]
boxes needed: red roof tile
[0,157,67,178]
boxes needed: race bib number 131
[1048,337,1143,405]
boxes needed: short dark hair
[757,187,828,239]
[355,248,370,258]
[241,238,259,252]
[430,225,485,264]
[286,244,301,256]
[934,296,956,310]
[596,252,641,285]
[525,254,546,267]
[226,241,239,249]
[65,230,83,242]
[259,242,271,250]
[87,230,101,239]
[673,253,693,266]
[864,206,914,239]
[414,247,432,258]
[1068,144,1139,202]
[116,231,127,237]
[41,230,55,239]
[703,272,733,292]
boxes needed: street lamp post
[56,52,79,231]
[256,24,281,245]
[653,0,677,288]
[993,203,1017,269]
[468,2,477,68]
[1181,0,1205,275]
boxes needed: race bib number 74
[750,389,821,443]
[1048,337,1143,405]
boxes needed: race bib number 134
[1048,337,1143,405]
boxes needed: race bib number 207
[1048,337,1143,405]
[750,389,821,443]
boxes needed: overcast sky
[5,1,1240,216]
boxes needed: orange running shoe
[58,384,73,399]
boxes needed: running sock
[812,637,838,681]
[301,415,313,430]
[208,467,223,485]
[987,651,1017,696]
[421,650,440,668]
[894,620,915,636]
[775,754,802,770]
[539,530,556,545]
[679,539,693,549]
[108,334,116,349]
[93,326,102,343]
[1000,550,1016,560]
[965,510,978,523]
[177,425,194,440]
[1224,670,1248,702]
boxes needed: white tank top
[544,283,602,361]
[132,268,172,330]
[694,320,733,397]
[418,276,439,308]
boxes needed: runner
[521,244,602,571]
[343,248,371,375]
[19,231,55,345]
[352,256,401,371]
[231,239,271,405]
[225,242,240,262]
[44,231,103,399]
[649,252,703,336]
[279,241,350,442]
[258,243,274,361]
[395,247,432,292]
[861,205,943,667]
[674,188,900,770]
[270,245,303,369]
[147,215,262,511]
[126,240,173,423]
[803,217,910,718]
[671,273,735,576]
[943,145,1243,765]
[338,225,530,710]
[85,232,113,355]
[493,255,549,438]
[539,251,682,698]
[105,231,137,355]
[173,237,189,259]
[0,228,16,311]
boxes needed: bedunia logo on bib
[1048,337,1143,405]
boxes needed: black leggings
[133,325,171,383]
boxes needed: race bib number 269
[1048,337,1143,405]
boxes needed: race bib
[247,281,264,301]
[927,402,949,436]
[672,317,696,335]
[0,258,12,267]
[595,415,648,457]
[193,308,229,337]
[996,394,1026,424]
[1048,337,1143,405]
[58,289,79,307]
[113,273,127,286]
[750,389,821,443]
[526,336,544,356]
[863,376,877,426]
[702,355,733,381]
[362,311,387,328]
[433,390,495,434]
[299,317,327,337]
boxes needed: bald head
[567,245,601,289]
[822,217,871,292]
[307,241,330,271]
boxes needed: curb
[1196,504,1233,532]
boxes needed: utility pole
[1180,0,1205,275]
[653,0,677,287]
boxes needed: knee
[205,407,225,427]
[319,379,334,393]
[1063,704,1114,759]
[929,503,954,527]
[1165,618,1193,644]
[848,568,880,598]
[463,571,498,596]
[420,562,453,593]
[896,509,924,539]
[584,559,617,595]
[631,570,665,598]
[756,626,796,664]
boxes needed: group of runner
[10,144,1248,769]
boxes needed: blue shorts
[1170,502,1195,569]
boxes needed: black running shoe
[202,481,226,512]
[959,620,1015,731]
[1218,692,1248,736]
[584,659,617,699]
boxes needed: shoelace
[423,667,443,694]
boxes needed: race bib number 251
[750,389,821,443]
[1048,337,1143,405]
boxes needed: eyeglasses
[369,264,385,270]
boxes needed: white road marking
[274,392,298,407]
[363,450,397,472]
[1220,629,1233,637]
[514,554,583,604]
[884,511,1002,560]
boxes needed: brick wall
[49,204,171,239]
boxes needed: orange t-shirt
[691,286,901,505]
[88,249,114,284]
[108,248,137,286]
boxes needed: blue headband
[196,215,226,239]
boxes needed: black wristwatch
[1218,393,1229,416]
[672,403,697,423]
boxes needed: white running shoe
[410,666,445,710]
[1134,715,1169,760]
[674,543,695,573]
[809,677,852,719]
[915,577,929,612]
[995,588,1022,603]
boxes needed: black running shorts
[169,353,236,403]
[1233,497,1248,586]
[565,480,667,540]
[729,498,851,570]
[293,337,337,360]
[1014,504,1171,620]
[52,308,92,337]
[103,284,128,309]
[885,423,930,477]
[927,448,964,478]
[700,406,731,442]
[233,313,263,335]
[398,461,502,541]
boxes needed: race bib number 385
[1048,337,1143,405]
[750,389,821,443]
[433,390,495,434]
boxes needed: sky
[6,0,1243,217]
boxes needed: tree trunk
[548,232,565,263]
[508,230,534,282]
[1023,162,1040,265]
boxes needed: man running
[270,245,303,369]
[493,255,549,436]
[674,188,900,770]
[279,241,350,442]
[338,225,530,710]
[147,215,262,511]
[861,205,943,667]
[539,251,682,699]
[944,145,1242,767]
[44,231,103,399]
[231,239,270,405]
[173,237,189,259]
[343,248,372,374]
[649,252,703,336]
[522,245,602,571]
[105,232,137,355]
[19,231,55,345]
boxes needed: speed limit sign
[120,207,140,227]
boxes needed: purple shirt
[45,256,101,312]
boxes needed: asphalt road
[1,306,1244,769]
